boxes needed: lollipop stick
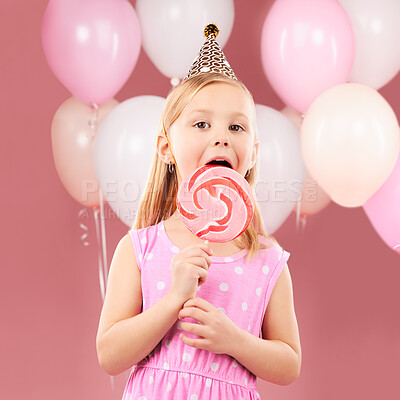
[194,239,211,299]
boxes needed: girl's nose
[214,140,228,146]
[214,136,229,146]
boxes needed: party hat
[182,23,237,82]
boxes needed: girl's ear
[250,140,259,169]
[156,133,172,163]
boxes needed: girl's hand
[178,297,240,356]
[168,242,213,305]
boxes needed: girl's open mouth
[205,160,233,169]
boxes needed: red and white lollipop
[176,165,254,242]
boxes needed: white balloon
[136,0,234,78]
[94,96,165,227]
[339,0,400,89]
[255,105,306,234]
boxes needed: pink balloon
[363,155,400,255]
[261,0,355,113]
[41,0,141,105]
[51,97,119,207]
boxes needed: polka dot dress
[122,220,290,400]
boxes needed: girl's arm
[96,234,184,376]
[229,264,302,386]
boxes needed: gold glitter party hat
[182,23,237,82]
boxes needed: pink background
[1,0,399,399]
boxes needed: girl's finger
[180,334,208,350]
[183,247,212,263]
[179,306,208,323]
[184,296,214,312]
[180,321,206,337]
[185,242,213,255]
[204,240,213,256]
[189,256,210,270]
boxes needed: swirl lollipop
[176,165,254,242]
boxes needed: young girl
[96,28,301,398]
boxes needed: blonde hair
[134,73,277,261]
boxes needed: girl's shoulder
[128,221,168,271]
[256,233,290,264]
[128,219,162,239]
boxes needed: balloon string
[78,209,90,246]
[295,200,307,232]
[99,189,109,283]
[86,102,99,140]
[94,199,114,391]
[93,191,109,301]
[89,102,99,131]
[78,208,113,388]
[301,214,307,231]
[93,207,106,301]
[295,199,301,232]
[162,121,183,181]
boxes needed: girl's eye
[230,124,244,132]
[194,121,210,129]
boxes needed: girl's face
[160,82,259,184]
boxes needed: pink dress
[122,220,290,400]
